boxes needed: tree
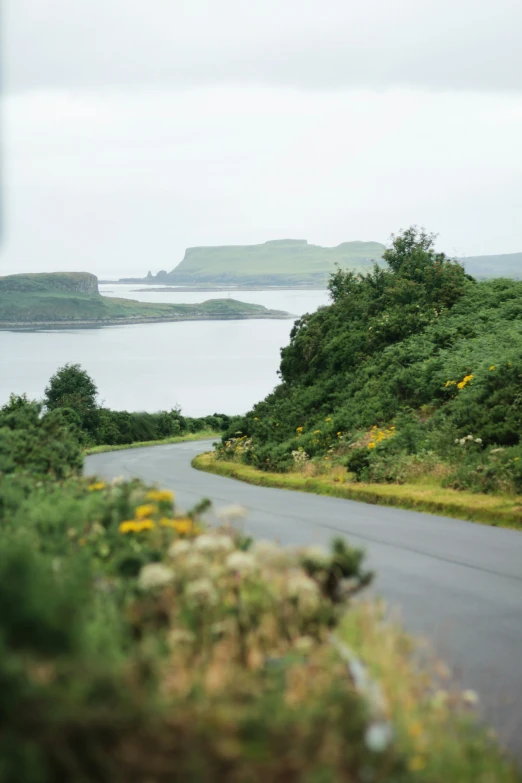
[44,364,99,434]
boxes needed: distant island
[112,239,522,288]
[0,273,292,328]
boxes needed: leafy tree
[44,364,99,434]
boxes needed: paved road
[86,440,522,758]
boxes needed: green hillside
[142,239,386,286]
[0,273,291,325]
[216,228,522,497]
[459,252,522,279]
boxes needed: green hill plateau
[119,239,522,287]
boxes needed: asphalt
[86,440,522,758]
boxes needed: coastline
[0,311,295,330]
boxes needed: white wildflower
[365,722,393,753]
[287,572,320,599]
[300,545,330,567]
[138,563,175,590]
[168,539,192,558]
[185,578,218,605]
[181,552,208,576]
[194,533,234,553]
[226,550,256,574]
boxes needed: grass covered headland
[0,385,519,781]
[0,272,290,326]
[212,228,522,521]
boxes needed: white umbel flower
[168,540,192,558]
[226,550,256,574]
[185,578,218,605]
[194,534,234,553]
[215,504,247,522]
[138,563,174,590]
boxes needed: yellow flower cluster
[119,519,155,534]
[457,374,474,390]
[146,489,174,503]
[160,517,193,534]
[296,426,303,433]
[87,482,106,491]
[489,365,496,371]
[135,504,156,519]
[367,425,395,449]
[325,417,332,422]
[446,373,474,390]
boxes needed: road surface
[86,440,522,758]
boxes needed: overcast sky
[2,0,521,277]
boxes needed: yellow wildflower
[325,417,332,422]
[253,417,259,420]
[314,430,321,434]
[407,756,426,772]
[296,426,303,433]
[368,442,376,449]
[444,380,456,387]
[135,504,156,519]
[490,365,496,371]
[119,520,140,534]
[87,482,106,491]
[136,519,155,532]
[172,518,193,535]
[408,722,423,738]
[146,489,174,503]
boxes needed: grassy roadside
[192,452,522,530]
[340,603,520,780]
[85,430,219,456]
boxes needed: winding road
[86,440,522,758]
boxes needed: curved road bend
[86,440,522,759]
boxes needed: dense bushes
[40,363,235,448]
[218,229,522,494]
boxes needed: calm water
[0,287,328,416]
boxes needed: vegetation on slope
[460,252,522,279]
[0,394,518,781]
[0,273,290,324]
[216,228,522,501]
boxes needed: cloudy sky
[2,0,521,277]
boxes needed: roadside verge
[192,452,522,531]
[85,431,219,456]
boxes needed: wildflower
[194,534,234,552]
[146,489,174,503]
[368,442,376,449]
[253,417,259,420]
[296,426,303,433]
[135,504,156,519]
[168,539,192,558]
[365,722,393,753]
[457,373,474,390]
[490,365,496,371]
[226,550,256,574]
[444,380,457,387]
[185,578,218,605]
[171,517,193,535]
[407,756,426,772]
[408,722,423,738]
[337,431,342,436]
[119,520,140,534]
[138,563,174,590]
[314,430,321,434]
[300,545,329,567]
[87,482,105,491]
[325,417,332,422]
